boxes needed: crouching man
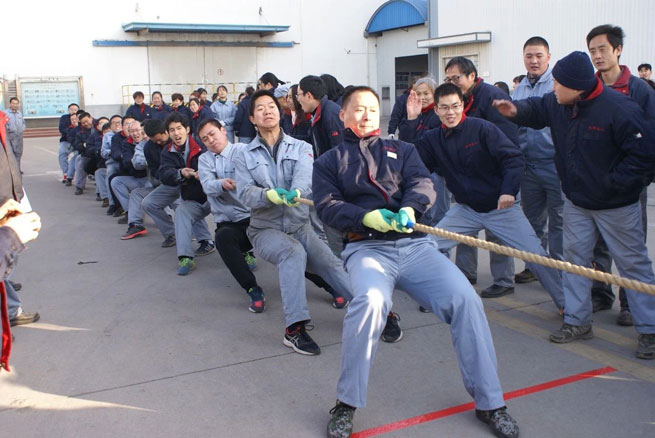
[313,86,519,438]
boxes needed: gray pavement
[1,136,654,437]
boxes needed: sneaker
[74,188,83,195]
[195,240,216,256]
[332,296,349,309]
[161,235,176,248]
[616,309,633,326]
[283,324,321,355]
[635,333,655,360]
[381,312,403,343]
[65,178,72,186]
[8,280,21,291]
[247,286,266,313]
[121,224,147,240]
[101,198,109,208]
[61,175,67,184]
[475,407,519,438]
[106,204,118,216]
[514,268,537,284]
[177,257,196,276]
[327,401,356,438]
[244,252,257,270]
[117,215,128,224]
[113,207,126,218]
[95,194,102,201]
[466,276,477,285]
[592,296,612,313]
[549,323,593,343]
[481,284,515,298]
[419,305,431,313]
[10,311,40,327]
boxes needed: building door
[394,54,429,98]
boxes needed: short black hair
[76,109,86,116]
[434,83,464,102]
[320,74,345,102]
[494,81,510,95]
[299,75,327,100]
[249,89,281,118]
[211,93,218,102]
[78,112,92,121]
[110,114,123,122]
[586,24,624,50]
[68,103,80,109]
[513,75,526,84]
[638,63,652,71]
[123,115,136,125]
[341,86,380,110]
[96,117,109,125]
[445,57,478,79]
[188,97,200,106]
[217,85,228,93]
[196,88,207,94]
[171,93,184,102]
[9,97,19,103]
[143,119,167,137]
[152,91,163,99]
[198,118,225,134]
[259,72,285,89]
[245,86,255,96]
[132,91,144,99]
[101,122,111,131]
[523,36,549,51]
[164,111,190,129]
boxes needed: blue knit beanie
[552,51,598,91]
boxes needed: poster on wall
[17,77,83,119]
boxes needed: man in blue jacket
[511,37,563,286]
[58,103,79,182]
[159,112,215,275]
[494,51,655,360]
[586,24,655,325]
[110,122,148,222]
[314,86,519,438]
[444,56,520,298]
[234,92,256,144]
[297,75,343,157]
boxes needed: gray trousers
[74,157,90,189]
[247,222,352,327]
[435,202,564,310]
[142,185,206,240]
[67,151,79,180]
[174,200,213,258]
[111,176,148,211]
[337,237,505,410]
[128,186,154,226]
[95,168,109,199]
[58,141,71,174]
[562,198,655,333]
[7,133,23,169]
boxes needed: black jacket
[159,136,207,204]
[310,96,343,157]
[234,96,256,139]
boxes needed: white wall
[3,0,385,107]
[436,0,655,85]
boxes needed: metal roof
[121,22,290,35]
[364,0,427,37]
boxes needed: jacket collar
[596,65,631,95]
[441,112,467,132]
[311,96,330,126]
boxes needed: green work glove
[362,209,395,233]
[266,188,286,205]
[391,207,416,233]
[282,189,301,207]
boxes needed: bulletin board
[16,76,84,119]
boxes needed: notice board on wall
[17,77,84,119]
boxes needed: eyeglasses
[436,103,463,113]
[296,91,306,98]
[444,74,463,83]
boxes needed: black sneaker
[121,224,147,240]
[635,333,655,360]
[381,312,403,343]
[481,284,515,298]
[117,215,128,224]
[549,323,593,343]
[476,407,519,438]
[106,204,118,215]
[113,206,125,218]
[8,280,21,291]
[195,240,216,256]
[419,305,431,313]
[327,401,356,438]
[514,268,537,284]
[247,286,266,313]
[101,198,109,208]
[95,194,102,201]
[74,188,83,195]
[591,296,612,313]
[283,324,321,355]
[616,309,633,326]
[10,311,40,327]
[161,235,176,248]
[65,178,72,186]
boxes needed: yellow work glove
[391,207,416,233]
[282,189,301,207]
[266,188,286,205]
[362,209,395,233]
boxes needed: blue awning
[364,0,427,37]
[122,22,290,35]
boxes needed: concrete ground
[1,136,654,438]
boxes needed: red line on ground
[351,366,617,438]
